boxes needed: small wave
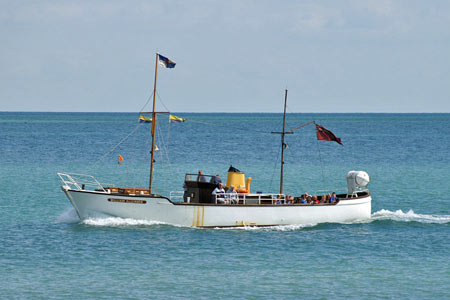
[82,217,166,227]
[371,209,450,224]
[56,208,80,224]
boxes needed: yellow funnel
[226,171,245,190]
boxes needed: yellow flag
[139,115,152,123]
[169,114,185,123]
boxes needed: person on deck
[275,194,283,205]
[330,192,338,203]
[312,195,319,204]
[197,170,208,182]
[226,185,238,204]
[212,183,226,204]
[212,174,222,186]
[286,195,294,204]
[300,194,308,204]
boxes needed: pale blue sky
[1,0,449,112]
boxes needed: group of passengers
[273,192,338,205]
[212,183,239,204]
[273,194,295,205]
[298,192,339,204]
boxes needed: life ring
[238,189,248,194]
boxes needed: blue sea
[0,112,449,299]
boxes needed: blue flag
[158,54,176,68]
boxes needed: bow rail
[57,172,110,192]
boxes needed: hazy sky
[1,0,449,112]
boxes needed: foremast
[149,53,159,193]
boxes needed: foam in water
[56,207,81,224]
[82,217,166,227]
[371,209,450,224]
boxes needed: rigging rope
[139,91,154,113]
[156,91,171,112]
[90,123,142,172]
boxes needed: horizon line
[1,110,449,114]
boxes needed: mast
[280,89,288,194]
[271,89,293,195]
[149,53,159,193]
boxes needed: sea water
[0,112,449,299]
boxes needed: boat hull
[63,188,371,227]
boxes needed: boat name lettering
[108,198,147,204]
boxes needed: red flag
[316,124,343,145]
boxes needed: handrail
[57,172,108,192]
[214,193,286,205]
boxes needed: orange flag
[118,154,124,164]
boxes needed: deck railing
[57,172,109,192]
[214,193,286,205]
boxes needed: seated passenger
[226,185,238,204]
[326,193,332,203]
[312,195,319,204]
[319,195,325,203]
[197,170,208,182]
[307,195,312,204]
[212,183,226,203]
[330,192,338,203]
[300,194,308,204]
[274,194,283,205]
[286,195,294,204]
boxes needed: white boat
[58,53,372,228]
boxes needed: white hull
[63,188,372,227]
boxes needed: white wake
[82,217,166,227]
[371,209,450,224]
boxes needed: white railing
[57,172,109,192]
[214,193,286,205]
[170,191,185,202]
